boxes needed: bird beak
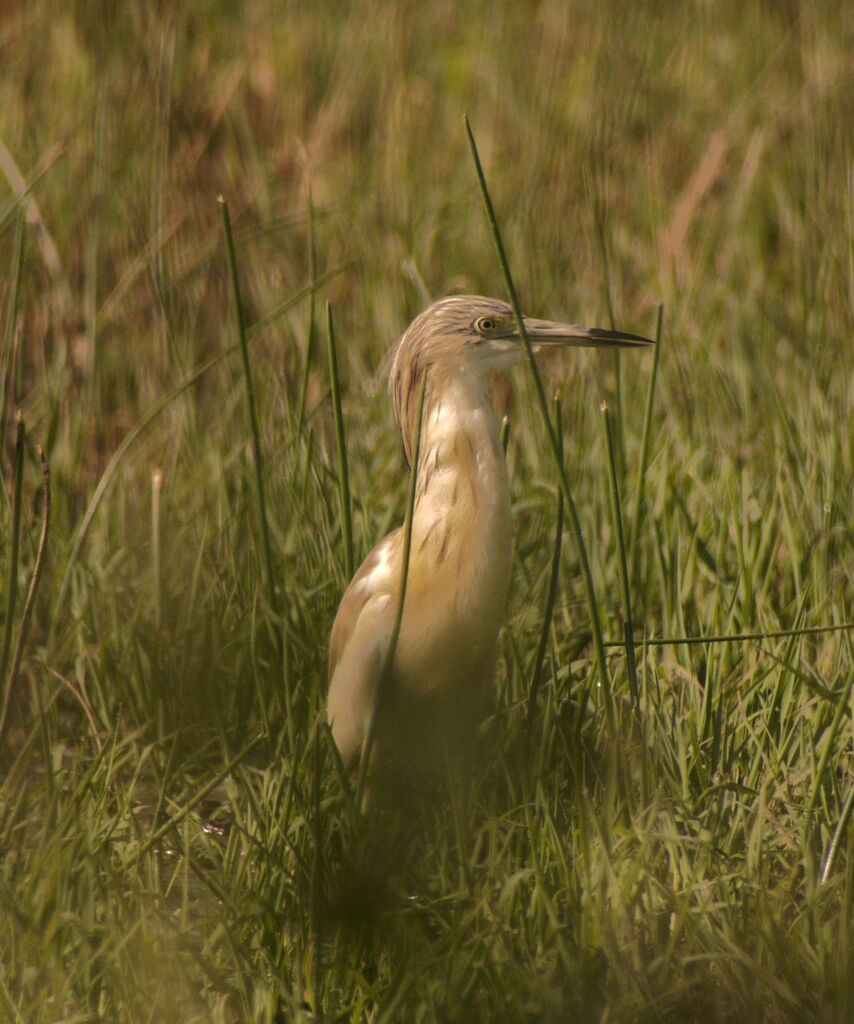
[521,317,654,349]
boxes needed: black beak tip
[588,327,655,347]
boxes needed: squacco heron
[328,296,652,783]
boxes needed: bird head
[390,294,653,464]
[392,295,653,381]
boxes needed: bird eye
[475,316,496,334]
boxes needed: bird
[327,295,653,794]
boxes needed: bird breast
[395,419,513,695]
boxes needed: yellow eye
[475,316,496,334]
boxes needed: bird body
[328,358,512,770]
[327,296,652,780]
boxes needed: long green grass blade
[527,393,564,727]
[0,446,50,748]
[465,115,615,737]
[326,302,354,580]
[0,215,25,462]
[601,399,639,710]
[603,622,854,649]
[220,197,278,615]
[0,414,25,740]
[296,185,317,432]
[629,305,664,580]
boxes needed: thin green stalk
[629,304,664,581]
[326,302,354,580]
[465,115,615,737]
[448,747,474,896]
[821,781,854,885]
[601,400,639,711]
[805,671,854,833]
[527,394,564,728]
[0,415,26,738]
[499,414,511,453]
[220,197,278,615]
[309,723,325,1017]
[592,185,625,474]
[0,446,50,749]
[151,469,163,629]
[356,377,427,809]
[0,214,24,460]
[527,496,564,727]
[602,622,854,648]
[296,185,317,432]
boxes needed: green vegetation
[1,2,851,1020]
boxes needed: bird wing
[327,530,400,764]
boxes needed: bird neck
[412,372,509,531]
[403,370,513,633]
